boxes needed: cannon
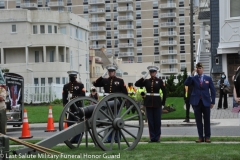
[13,93,143,154]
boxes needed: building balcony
[20,3,38,9]
[118,52,134,58]
[118,16,134,21]
[88,8,105,14]
[118,25,134,30]
[160,31,177,37]
[90,27,106,31]
[117,6,133,12]
[160,22,176,27]
[89,0,105,5]
[89,17,105,22]
[117,0,133,3]
[161,68,178,73]
[118,34,134,39]
[122,61,134,63]
[160,41,177,46]
[160,12,176,18]
[161,59,178,64]
[200,2,209,8]
[89,35,106,40]
[118,43,134,48]
[160,50,177,55]
[89,44,106,49]
[159,3,176,9]
[48,2,64,7]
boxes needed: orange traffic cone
[64,117,68,129]
[45,106,56,132]
[19,109,33,139]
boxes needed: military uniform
[93,65,127,143]
[0,85,6,134]
[135,66,166,142]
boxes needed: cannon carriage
[12,93,143,155]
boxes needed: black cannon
[14,93,143,154]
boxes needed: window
[180,46,185,53]
[106,13,111,21]
[113,3,118,11]
[58,7,64,12]
[114,13,118,21]
[137,47,142,54]
[106,22,111,29]
[54,26,57,33]
[12,24,16,33]
[153,10,158,18]
[40,25,45,33]
[180,63,186,71]
[48,25,52,33]
[114,22,118,30]
[136,11,141,19]
[180,55,186,62]
[16,0,20,8]
[179,0,184,7]
[75,28,78,39]
[153,19,158,27]
[114,40,118,47]
[67,6,72,12]
[180,36,185,44]
[35,51,39,62]
[56,77,60,84]
[154,47,159,53]
[83,5,88,13]
[153,1,158,9]
[230,0,240,17]
[106,31,111,39]
[48,78,53,84]
[114,30,118,38]
[34,78,39,85]
[33,25,38,34]
[62,77,66,84]
[154,37,159,45]
[114,49,119,56]
[136,20,141,28]
[136,2,141,10]
[136,29,142,37]
[137,55,142,63]
[153,28,159,36]
[83,0,88,4]
[49,51,54,62]
[0,1,5,8]
[107,49,112,55]
[180,27,185,35]
[105,3,110,11]
[137,38,142,46]
[60,27,66,34]
[179,8,184,16]
[107,40,111,47]
[179,17,185,25]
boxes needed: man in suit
[184,62,216,143]
[93,64,128,143]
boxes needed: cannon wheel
[59,96,98,149]
[91,93,143,151]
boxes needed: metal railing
[88,8,105,13]
[160,12,176,18]
[48,2,64,7]
[20,3,38,8]
[117,0,133,3]
[159,3,176,8]
[118,52,134,57]
[118,25,134,30]
[117,6,133,12]
[89,44,106,49]
[118,34,134,39]
[89,35,106,40]
[117,16,134,21]
[160,22,176,27]
[89,0,105,4]
[89,17,105,22]
[160,41,177,45]
[160,50,177,55]
[90,26,106,31]
[161,59,178,64]
[118,43,134,48]
[160,31,177,37]
[161,68,178,73]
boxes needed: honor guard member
[135,66,166,143]
[62,71,85,143]
[93,64,128,143]
[0,69,6,134]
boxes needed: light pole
[190,0,194,72]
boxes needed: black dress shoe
[148,141,154,143]
[195,138,204,143]
[183,119,190,122]
[224,107,228,109]
[217,108,222,110]
[205,138,211,143]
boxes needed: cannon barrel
[76,100,120,119]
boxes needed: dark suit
[184,74,216,139]
[135,77,166,142]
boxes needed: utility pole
[190,0,194,72]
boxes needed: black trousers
[0,109,6,134]
[218,89,228,109]
[185,99,191,119]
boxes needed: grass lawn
[24,97,194,123]
[9,142,240,160]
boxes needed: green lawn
[9,142,240,160]
[24,97,194,123]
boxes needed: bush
[51,98,62,105]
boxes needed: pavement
[6,97,240,132]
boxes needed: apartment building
[0,9,90,90]
[0,0,200,83]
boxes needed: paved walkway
[188,97,239,119]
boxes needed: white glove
[162,105,164,109]
[143,72,149,79]
[101,70,108,78]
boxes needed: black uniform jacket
[93,76,128,95]
[62,81,85,106]
[135,77,166,108]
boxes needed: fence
[24,84,63,104]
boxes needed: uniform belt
[146,93,160,96]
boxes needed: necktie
[199,76,202,87]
